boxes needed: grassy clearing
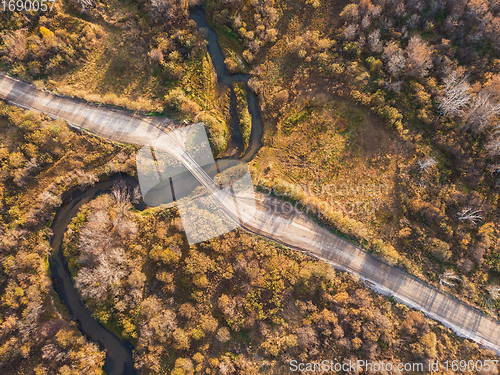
[250,93,415,265]
[252,94,402,219]
[232,82,252,154]
[45,0,165,113]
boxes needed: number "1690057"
[2,0,56,12]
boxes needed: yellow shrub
[40,26,55,39]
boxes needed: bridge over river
[2,72,500,366]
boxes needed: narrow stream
[50,175,142,375]
[48,6,265,375]
[190,5,263,162]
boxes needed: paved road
[2,73,500,355]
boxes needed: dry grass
[47,1,164,113]
[250,94,412,236]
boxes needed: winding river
[50,175,142,375]
[49,6,264,375]
[190,5,263,162]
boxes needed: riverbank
[0,100,134,374]
[190,6,263,162]
[50,174,140,375]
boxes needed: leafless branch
[457,207,483,224]
[439,71,473,117]
[112,180,131,205]
[417,157,437,172]
[439,270,462,287]
[132,185,142,204]
[487,285,500,299]
[460,91,500,132]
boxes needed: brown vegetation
[206,0,500,317]
[63,198,499,374]
[232,82,252,154]
[0,0,232,157]
[0,102,138,373]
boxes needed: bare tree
[438,70,473,117]
[18,301,44,341]
[457,207,483,224]
[41,344,60,361]
[488,164,500,174]
[132,185,142,204]
[343,24,358,40]
[216,327,231,343]
[407,14,421,28]
[38,191,62,208]
[113,214,138,240]
[487,285,500,299]
[110,182,138,238]
[368,29,383,53]
[461,91,500,132]
[0,315,18,340]
[75,247,128,299]
[357,35,366,49]
[1,29,27,63]
[439,270,461,287]
[149,49,164,64]
[78,172,98,189]
[382,41,400,61]
[387,50,406,77]
[75,198,125,299]
[74,189,139,301]
[395,2,406,17]
[26,158,38,172]
[297,326,320,353]
[417,157,437,172]
[12,157,38,187]
[74,268,106,299]
[384,80,403,93]
[146,0,185,23]
[70,0,94,11]
[381,41,406,77]
[368,4,382,18]
[486,135,500,156]
[112,180,131,206]
[139,297,178,348]
[361,15,372,30]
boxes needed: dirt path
[0,74,177,145]
[2,72,500,355]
